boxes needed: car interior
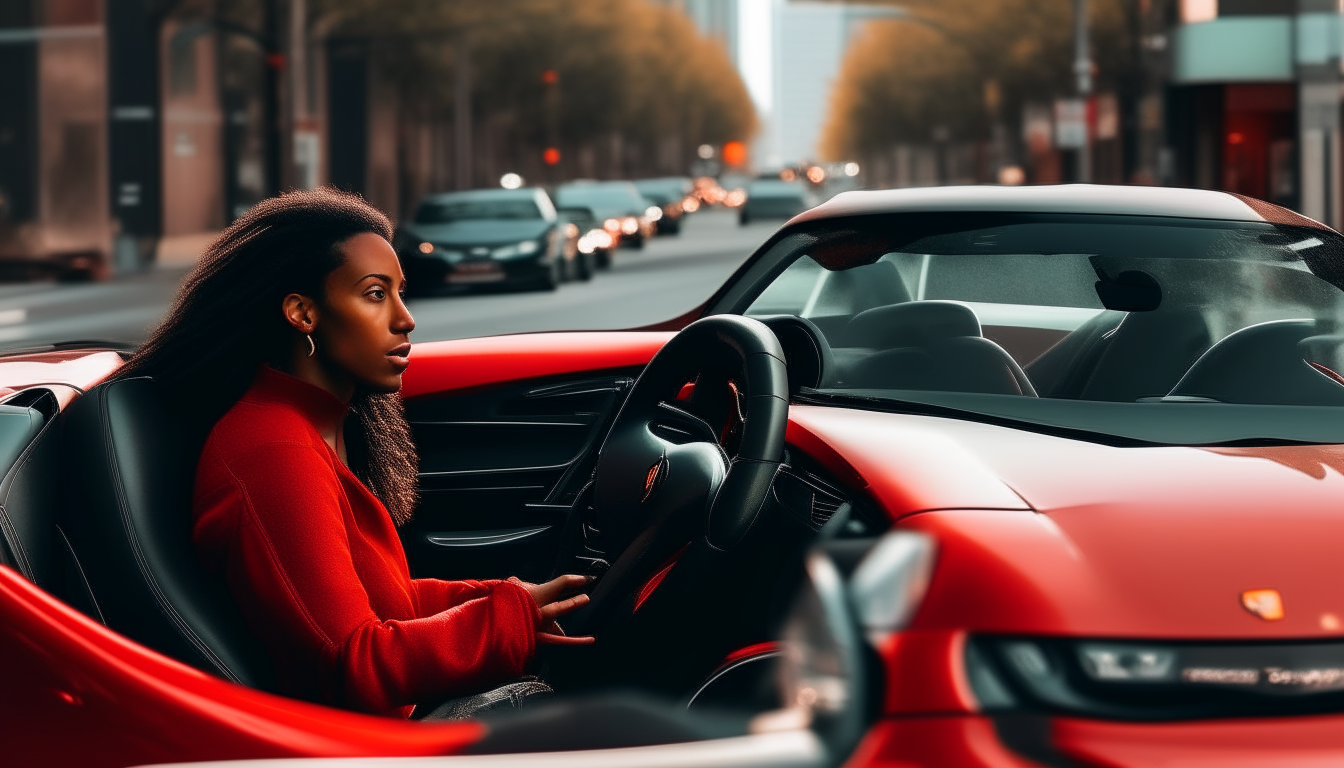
[5,216,1344,757]
[0,320,886,758]
[746,233,1344,411]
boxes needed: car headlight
[621,216,639,235]
[578,229,613,253]
[603,218,621,233]
[645,205,663,222]
[492,240,541,259]
[417,241,435,254]
[776,527,936,754]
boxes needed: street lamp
[1073,0,1093,183]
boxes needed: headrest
[845,300,981,348]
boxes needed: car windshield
[415,198,542,224]
[749,181,807,199]
[556,184,645,213]
[741,212,1344,445]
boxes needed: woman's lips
[387,343,411,368]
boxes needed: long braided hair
[115,188,419,524]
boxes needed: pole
[262,0,284,194]
[1073,0,1092,183]
[454,42,472,190]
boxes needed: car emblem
[1241,589,1285,621]
[641,455,668,503]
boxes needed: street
[0,210,774,352]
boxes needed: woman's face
[315,233,415,392]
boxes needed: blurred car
[633,177,695,235]
[692,175,726,206]
[13,186,1344,768]
[556,180,658,249]
[554,205,606,278]
[739,179,813,225]
[396,187,573,293]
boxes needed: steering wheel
[563,315,789,641]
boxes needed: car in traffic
[555,180,658,250]
[634,177,695,235]
[4,185,1344,768]
[556,205,610,275]
[396,187,574,292]
[738,179,813,225]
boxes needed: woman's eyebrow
[357,273,393,285]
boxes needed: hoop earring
[305,334,316,358]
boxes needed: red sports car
[3,185,1344,768]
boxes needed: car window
[747,181,807,200]
[739,213,1344,443]
[416,198,543,223]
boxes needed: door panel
[403,373,635,582]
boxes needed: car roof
[749,179,808,195]
[634,177,691,190]
[790,184,1329,229]
[420,188,542,203]
[559,180,641,191]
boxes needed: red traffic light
[721,140,747,167]
[542,69,559,85]
[543,147,561,165]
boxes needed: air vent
[810,493,843,528]
[773,468,847,531]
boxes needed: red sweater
[192,366,540,717]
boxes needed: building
[0,0,421,275]
[1165,0,1343,227]
[764,1,899,169]
[0,0,113,278]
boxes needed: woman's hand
[508,575,596,646]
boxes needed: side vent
[773,468,847,532]
[810,493,843,528]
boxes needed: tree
[821,0,1137,165]
[319,0,756,179]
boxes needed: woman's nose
[393,296,415,334]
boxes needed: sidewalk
[155,231,219,268]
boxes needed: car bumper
[845,713,1344,767]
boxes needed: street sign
[1055,98,1088,149]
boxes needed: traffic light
[721,140,747,167]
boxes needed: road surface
[0,210,775,352]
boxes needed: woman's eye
[366,288,386,300]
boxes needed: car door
[397,331,672,582]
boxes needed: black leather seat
[1169,320,1344,406]
[841,301,1037,396]
[0,401,65,591]
[1076,309,1211,402]
[57,377,274,689]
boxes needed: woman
[115,188,591,719]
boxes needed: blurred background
[0,0,1337,348]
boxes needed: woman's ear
[282,293,319,334]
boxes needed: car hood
[788,405,1344,639]
[406,219,551,246]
